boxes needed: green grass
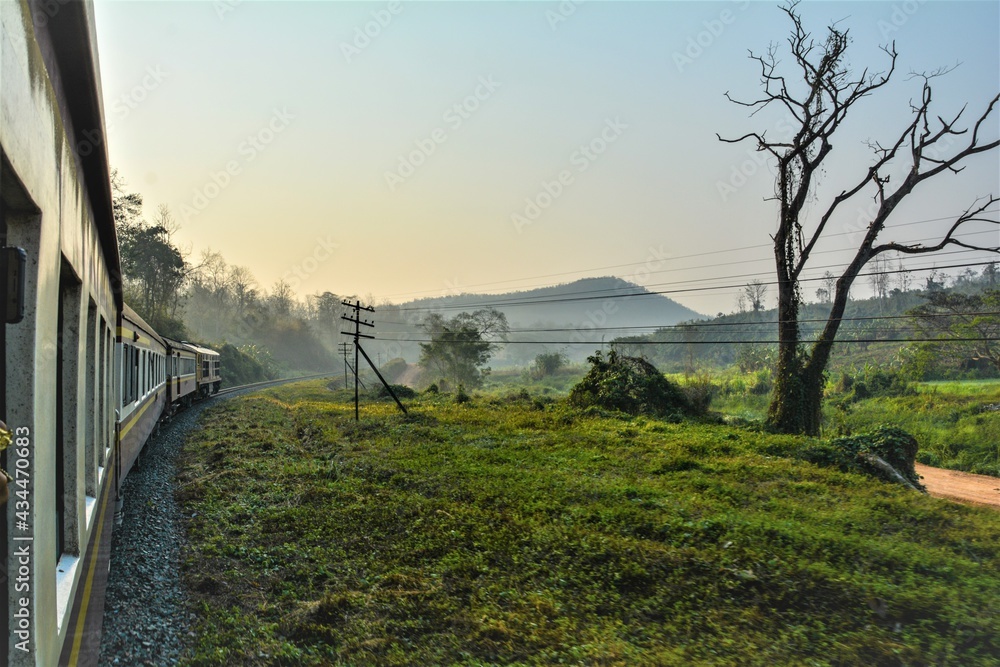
[663,371,999,476]
[915,379,1000,395]
[176,380,1000,666]
[827,384,1000,476]
[481,366,587,395]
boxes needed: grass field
[825,381,1000,476]
[176,380,1000,666]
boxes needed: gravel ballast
[97,388,259,666]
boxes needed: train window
[131,345,139,403]
[122,343,131,406]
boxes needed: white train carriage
[163,337,199,409]
[116,306,166,483]
[190,344,222,398]
[2,1,123,664]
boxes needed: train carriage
[1,3,226,664]
[190,344,222,397]
[162,337,198,409]
[116,306,166,483]
[1,2,122,664]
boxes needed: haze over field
[95,0,999,316]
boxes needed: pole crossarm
[340,299,407,419]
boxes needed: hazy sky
[94,0,999,316]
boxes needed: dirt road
[915,463,1000,510]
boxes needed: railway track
[97,373,333,667]
[215,372,334,397]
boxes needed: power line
[393,259,998,312]
[378,210,999,301]
[373,336,1000,346]
[375,310,1000,335]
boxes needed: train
[1,3,220,665]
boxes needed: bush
[380,358,409,383]
[373,383,417,400]
[219,342,277,388]
[569,351,692,418]
[681,373,716,415]
[532,352,567,378]
[455,385,471,405]
[795,426,923,489]
[830,366,915,406]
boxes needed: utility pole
[338,342,351,389]
[341,300,374,421]
[340,299,408,420]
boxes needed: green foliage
[424,383,439,395]
[909,289,1000,373]
[454,384,471,404]
[531,351,567,378]
[419,309,509,389]
[831,381,1000,476]
[373,383,417,400]
[569,351,693,418]
[177,382,1000,666]
[218,343,276,388]
[829,365,915,406]
[379,358,409,383]
[822,426,922,488]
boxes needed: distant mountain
[404,276,703,328]
[372,277,705,366]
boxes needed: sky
[93,0,1000,316]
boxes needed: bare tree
[719,2,999,434]
[867,254,890,307]
[229,265,258,319]
[743,279,769,314]
[894,255,912,294]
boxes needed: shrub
[373,383,417,400]
[681,373,716,415]
[425,383,440,395]
[569,351,692,418]
[532,352,567,378]
[455,385,471,404]
[796,426,924,489]
[380,358,409,383]
[830,366,915,406]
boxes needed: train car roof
[120,303,166,348]
[161,337,219,356]
[160,336,197,355]
[38,1,122,305]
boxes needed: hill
[370,277,704,367]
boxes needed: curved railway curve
[97,375,331,667]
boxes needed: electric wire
[379,210,999,300]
